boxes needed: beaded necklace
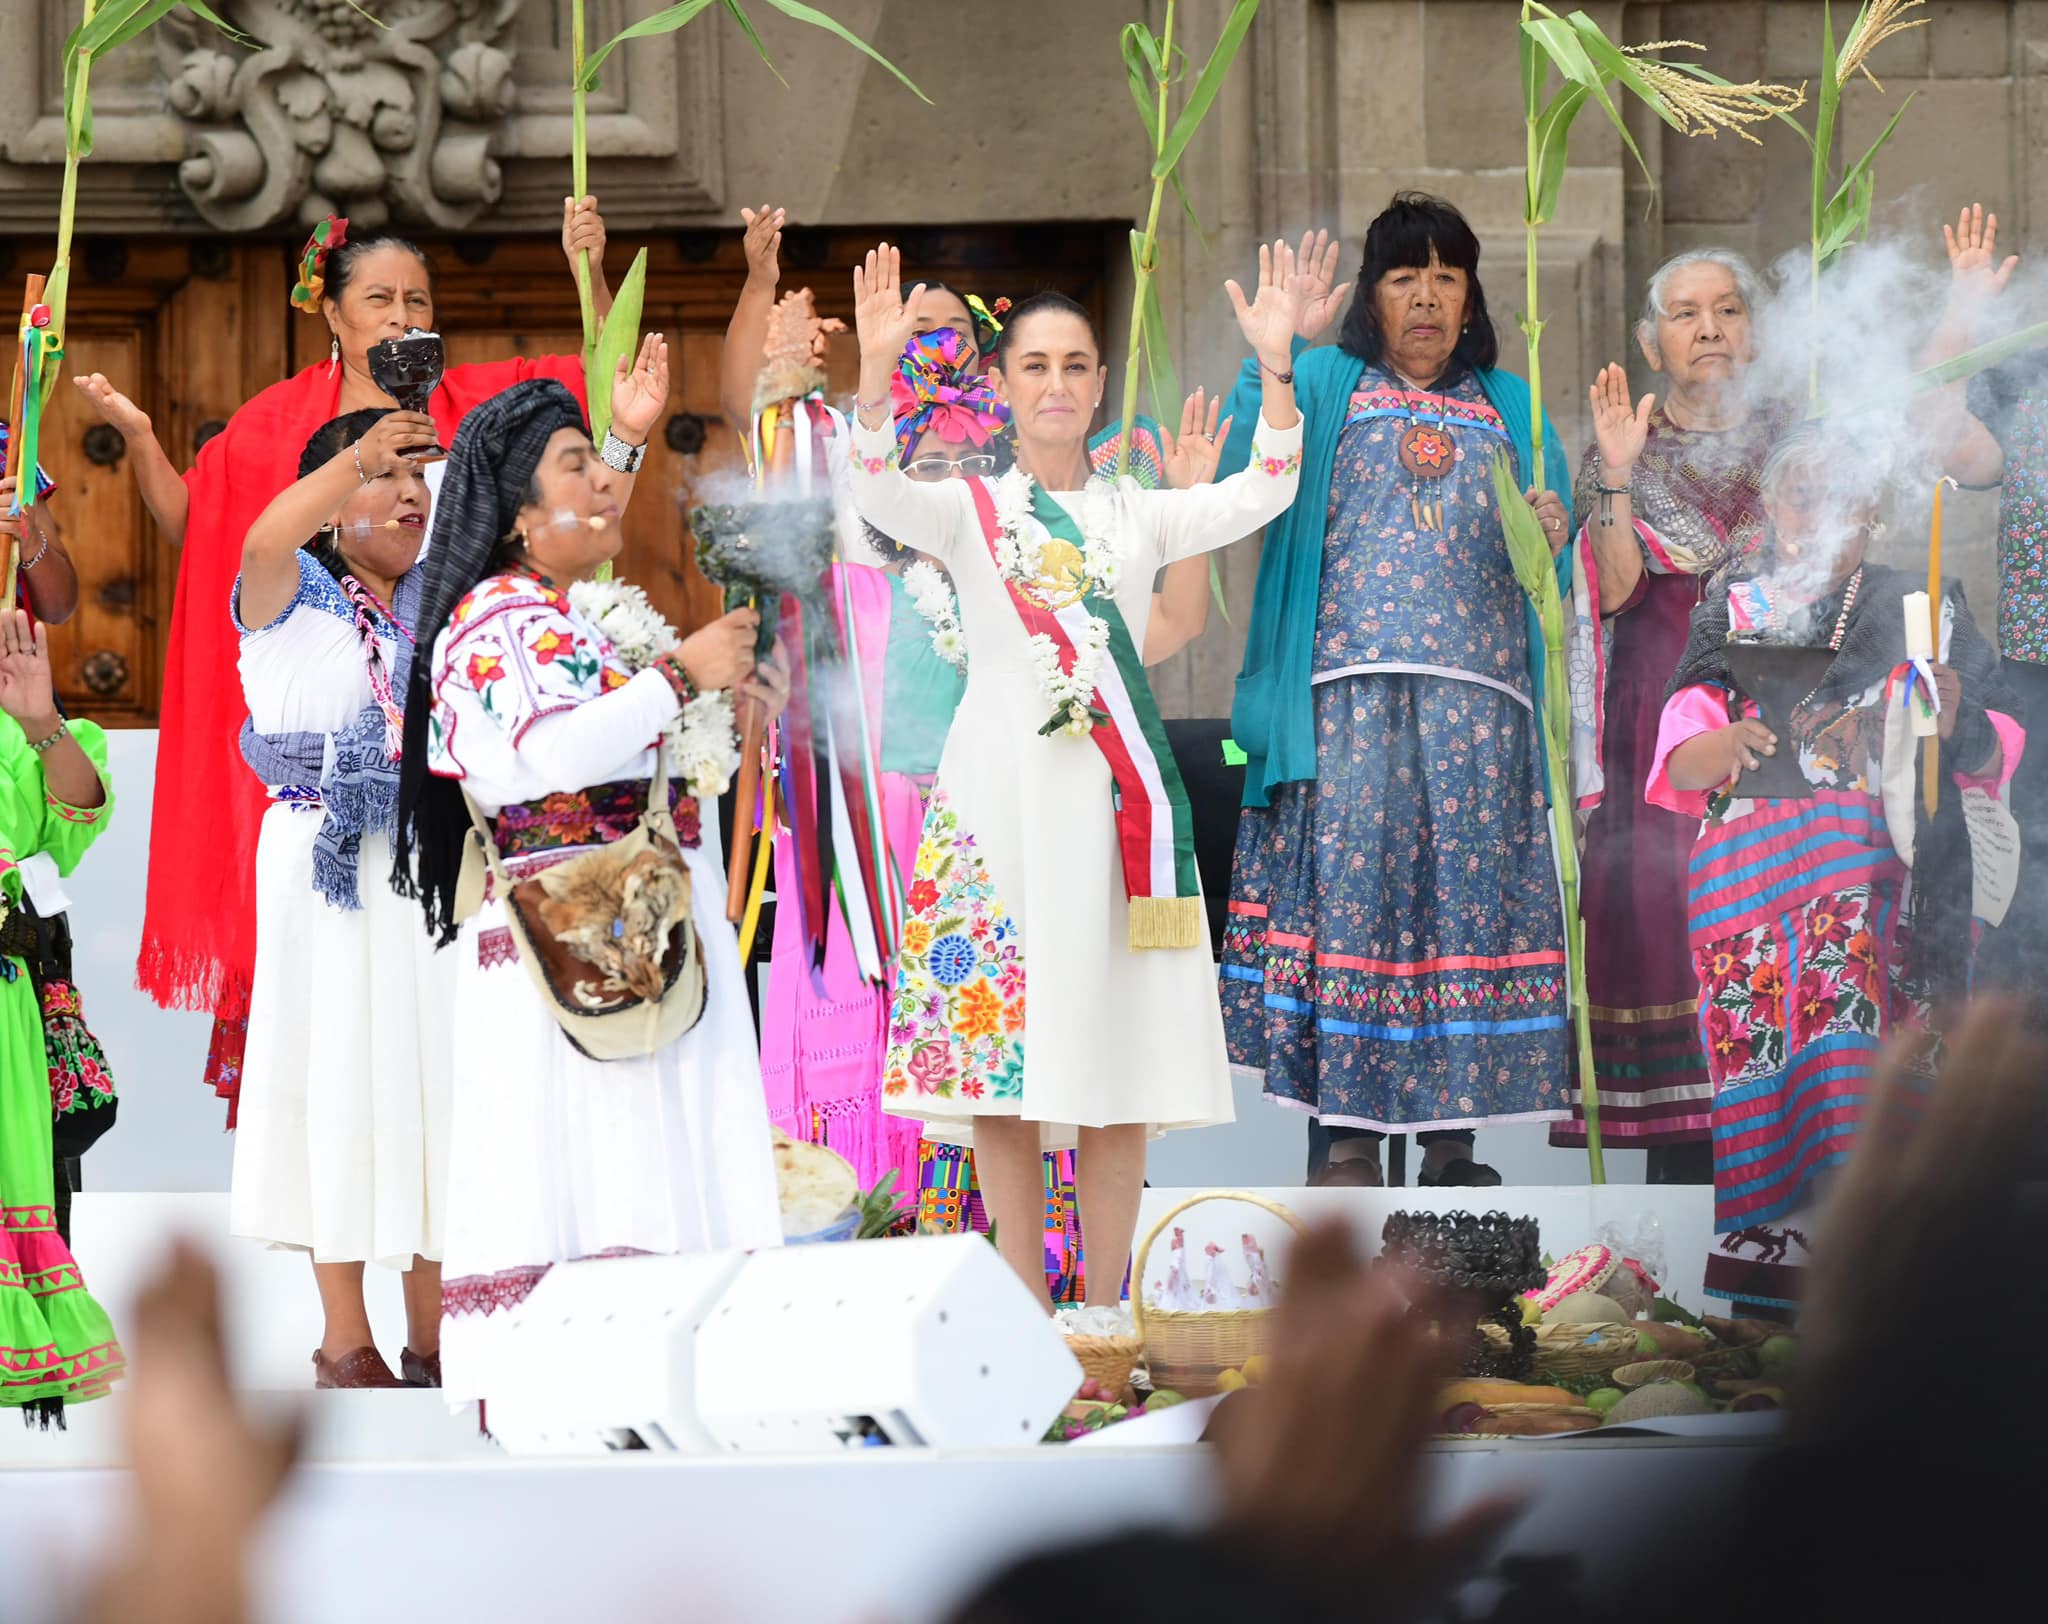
[340,573,413,760]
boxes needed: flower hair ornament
[890,327,1009,462]
[291,216,350,313]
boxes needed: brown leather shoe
[313,1346,403,1389]
[400,1347,442,1389]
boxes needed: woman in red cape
[76,202,613,1124]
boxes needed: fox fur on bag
[533,839,693,1005]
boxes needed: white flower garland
[989,466,1126,737]
[902,560,967,672]
[568,578,741,802]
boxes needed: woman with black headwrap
[1649,427,2023,1311]
[393,377,786,1408]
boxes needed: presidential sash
[966,477,1202,951]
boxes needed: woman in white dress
[229,405,453,1388]
[846,243,1306,1304]
[391,377,785,1408]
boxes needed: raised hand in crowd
[562,193,614,321]
[1942,201,2018,312]
[1589,360,1655,480]
[609,330,672,448]
[853,242,930,421]
[721,202,792,432]
[742,203,786,292]
[74,371,192,545]
[1159,386,1232,491]
[1291,228,1353,343]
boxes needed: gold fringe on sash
[1128,895,1203,951]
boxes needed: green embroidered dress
[1,714,124,1416]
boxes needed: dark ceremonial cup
[1381,1210,1545,1381]
[366,328,448,461]
[689,498,836,660]
[1724,643,1838,801]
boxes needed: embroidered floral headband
[890,328,1009,460]
[291,216,350,313]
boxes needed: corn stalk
[1516,8,1801,1180]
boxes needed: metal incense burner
[1723,642,1838,801]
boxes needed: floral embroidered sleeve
[431,573,678,795]
[1133,411,1304,568]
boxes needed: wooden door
[11,222,1116,725]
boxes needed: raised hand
[1943,202,2018,307]
[1225,238,1308,371]
[1159,387,1231,490]
[1292,229,1353,341]
[351,411,440,477]
[73,372,154,442]
[852,242,927,366]
[610,331,672,445]
[0,609,55,726]
[1588,362,1655,478]
[741,204,785,290]
[562,194,607,271]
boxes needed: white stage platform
[3,1187,1749,1623]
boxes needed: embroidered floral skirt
[1221,673,1570,1133]
[2,958,124,1413]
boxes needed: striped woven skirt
[1220,673,1570,1133]
[1687,789,1913,1309]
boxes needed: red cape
[137,354,589,1037]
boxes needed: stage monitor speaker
[694,1233,1082,1454]
[486,1250,748,1456]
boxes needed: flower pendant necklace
[1391,370,1456,533]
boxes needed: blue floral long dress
[1221,367,1571,1132]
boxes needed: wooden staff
[2,275,46,611]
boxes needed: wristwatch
[600,431,648,475]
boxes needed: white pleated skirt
[229,807,454,1269]
[436,840,784,1407]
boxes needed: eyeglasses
[905,454,999,482]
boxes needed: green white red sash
[967,477,1202,951]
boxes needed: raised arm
[562,195,616,325]
[236,410,435,629]
[1920,204,2016,488]
[720,204,786,436]
[1582,364,1656,612]
[73,374,190,545]
[602,331,670,524]
[845,243,972,561]
[1144,388,1230,663]
[0,480,79,624]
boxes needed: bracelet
[1259,360,1295,385]
[652,650,697,704]
[18,534,50,572]
[855,394,891,420]
[599,431,648,475]
[353,443,371,485]
[1594,478,1632,527]
[28,721,68,755]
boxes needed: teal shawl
[1217,340,1571,808]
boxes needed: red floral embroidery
[1746,958,1787,1004]
[529,628,572,664]
[907,1043,955,1095]
[907,877,940,915]
[1705,1005,1753,1075]
[466,651,506,687]
[1792,967,1840,1049]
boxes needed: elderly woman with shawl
[1217,194,1572,1186]
[74,202,615,1128]
[392,381,784,1405]
[1652,428,2022,1309]
[1561,249,1792,1180]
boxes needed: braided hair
[390,379,590,943]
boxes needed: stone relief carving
[158,0,521,232]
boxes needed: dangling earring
[328,336,340,375]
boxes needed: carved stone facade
[1,0,2042,715]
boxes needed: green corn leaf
[1126,20,1163,85]
[1528,83,1588,224]
[1524,16,1655,189]
[1209,557,1229,624]
[586,248,650,446]
[1827,91,1913,212]
[1151,0,1262,178]
[756,0,930,103]
[1566,10,1684,133]
[1128,232,1181,422]
[1815,172,1872,264]
[581,0,720,91]
[35,266,71,409]
[721,1,788,88]
[1122,25,1161,144]
[1519,16,1544,119]
[1903,319,2048,395]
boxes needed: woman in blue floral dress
[1217,194,1575,1184]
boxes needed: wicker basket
[1066,1332,1145,1399]
[1131,1191,1305,1398]
[1481,1319,1640,1380]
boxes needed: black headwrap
[1668,559,2015,1016]
[390,378,589,943]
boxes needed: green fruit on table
[1636,1330,1661,1356]
[1586,1387,1624,1416]
[1757,1334,1799,1371]
[1147,1390,1186,1410]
